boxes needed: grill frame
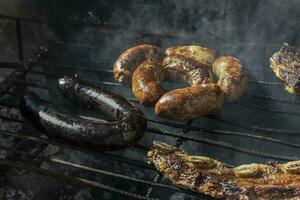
[1,12,300,200]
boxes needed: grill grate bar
[0,130,153,170]
[0,159,159,200]
[229,101,300,117]
[208,114,300,135]
[244,93,300,105]
[249,80,281,85]
[148,127,299,161]
[0,142,179,192]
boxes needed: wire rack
[1,14,300,200]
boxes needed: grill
[1,1,300,199]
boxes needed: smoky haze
[8,0,300,199]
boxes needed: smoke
[7,0,300,199]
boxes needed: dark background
[0,0,300,199]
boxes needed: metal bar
[0,159,158,200]
[208,114,300,135]
[229,101,300,117]
[244,93,300,105]
[0,130,153,170]
[249,80,281,85]
[0,61,22,69]
[16,19,23,62]
[148,127,299,161]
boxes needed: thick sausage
[155,84,224,121]
[165,45,215,66]
[163,54,213,85]
[132,60,165,106]
[212,56,247,102]
[113,44,164,83]
[20,76,147,150]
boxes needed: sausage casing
[113,44,163,83]
[132,60,165,106]
[212,56,247,102]
[165,45,215,66]
[155,83,224,121]
[163,54,213,85]
[20,76,147,150]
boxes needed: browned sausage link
[212,56,248,102]
[163,54,213,85]
[155,84,224,121]
[113,44,164,83]
[132,60,166,106]
[165,45,215,66]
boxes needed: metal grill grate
[1,14,300,200]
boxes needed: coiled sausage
[132,60,165,106]
[113,44,164,83]
[212,56,247,102]
[20,76,147,150]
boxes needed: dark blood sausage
[132,60,166,106]
[163,54,213,85]
[113,44,164,83]
[212,56,247,102]
[155,84,224,121]
[20,76,146,150]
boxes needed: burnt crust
[148,141,300,200]
[270,43,300,94]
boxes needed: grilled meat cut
[132,60,166,106]
[212,56,248,102]
[20,76,146,150]
[270,43,300,94]
[148,141,300,200]
[113,44,164,83]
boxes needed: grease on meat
[148,141,300,200]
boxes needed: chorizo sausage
[20,76,147,150]
[113,44,164,83]
[163,54,213,85]
[155,83,224,121]
[165,45,215,66]
[212,56,247,102]
[132,60,165,106]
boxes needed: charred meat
[148,141,300,200]
[270,43,300,94]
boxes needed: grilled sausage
[113,44,164,83]
[212,56,247,102]
[165,45,215,66]
[163,54,213,85]
[132,60,165,106]
[155,84,224,121]
[20,76,146,150]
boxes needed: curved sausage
[113,44,164,83]
[20,76,147,150]
[155,84,224,121]
[212,56,247,102]
[165,45,215,66]
[132,60,166,106]
[163,54,213,85]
